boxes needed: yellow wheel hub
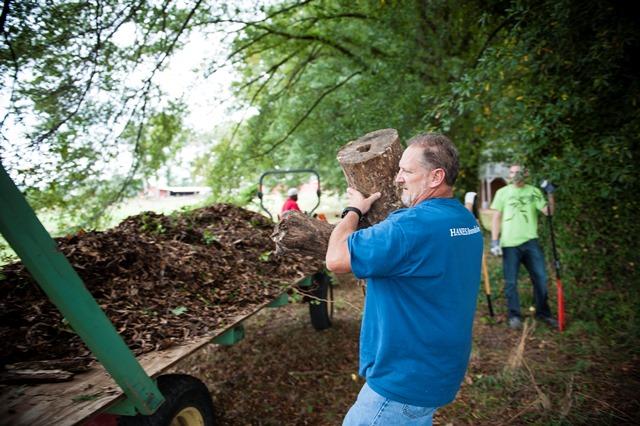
[170,406,205,426]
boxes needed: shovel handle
[545,195,566,331]
[481,249,495,317]
[556,277,565,332]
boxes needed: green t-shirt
[490,184,547,247]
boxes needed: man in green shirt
[490,164,558,329]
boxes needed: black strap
[341,206,363,221]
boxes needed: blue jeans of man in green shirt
[502,238,552,320]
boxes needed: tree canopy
[1,0,638,330]
[1,0,206,227]
[204,0,490,196]
[207,0,640,326]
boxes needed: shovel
[540,181,565,331]
[465,192,494,317]
[546,208,566,331]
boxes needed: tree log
[271,211,334,262]
[273,129,404,260]
[336,128,403,225]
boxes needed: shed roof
[479,162,509,180]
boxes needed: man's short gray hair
[407,133,459,186]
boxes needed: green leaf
[259,251,272,262]
[171,306,188,316]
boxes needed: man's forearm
[491,211,501,241]
[325,211,360,273]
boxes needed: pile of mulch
[0,204,322,367]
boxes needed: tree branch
[82,1,205,226]
[228,30,272,60]
[220,17,368,69]
[235,46,305,92]
[81,83,151,228]
[34,0,202,149]
[0,0,10,35]
[225,44,320,147]
[290,12,370,24]
[33,2,106,145]
[265,44,322,103]
[0,0,18,131]
[473,16,515,68]
[254,0,317,24]
[248,24,369,69]
[249,70,361,160]
[227,66,279,146]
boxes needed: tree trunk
[271,211,335,262]
[273,129,404,260]
[336,128,403,225]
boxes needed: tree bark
[271,211,334,262]
[273,129,404,259]
[336,128,403,225]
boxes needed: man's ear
[429,168,446,187]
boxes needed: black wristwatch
[341,206,363,221]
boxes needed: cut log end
[337,128,404,224]
[337,128,400,165]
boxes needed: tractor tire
[118,374,215,426]
[308,271,333,331]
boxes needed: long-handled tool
[481,253,495,317]
[465,192,494,317]
[540,180,565,331]
[546,206,566,331]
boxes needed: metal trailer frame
[257,168,321,221]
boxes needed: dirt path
[174,274,364,425]
[174,275,640,425]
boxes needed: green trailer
[0,163,332,425]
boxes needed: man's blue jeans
[502,239,552,319]
[343,383,437,426]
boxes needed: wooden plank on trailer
[0,287,297,426]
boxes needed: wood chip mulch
[0,204,323,368]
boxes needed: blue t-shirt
[348,197,483,407]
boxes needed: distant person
[326,133,482,426]
[490,163,558,329]
[464,191,478,218]
[280,188,301,218]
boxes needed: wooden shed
[478,162,509,209]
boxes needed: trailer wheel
[118,374,215,426]
[308,271,333,331]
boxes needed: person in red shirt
[280,188,301,218]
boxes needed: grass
[169,250,639,425]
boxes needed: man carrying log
[326,133,483,425]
